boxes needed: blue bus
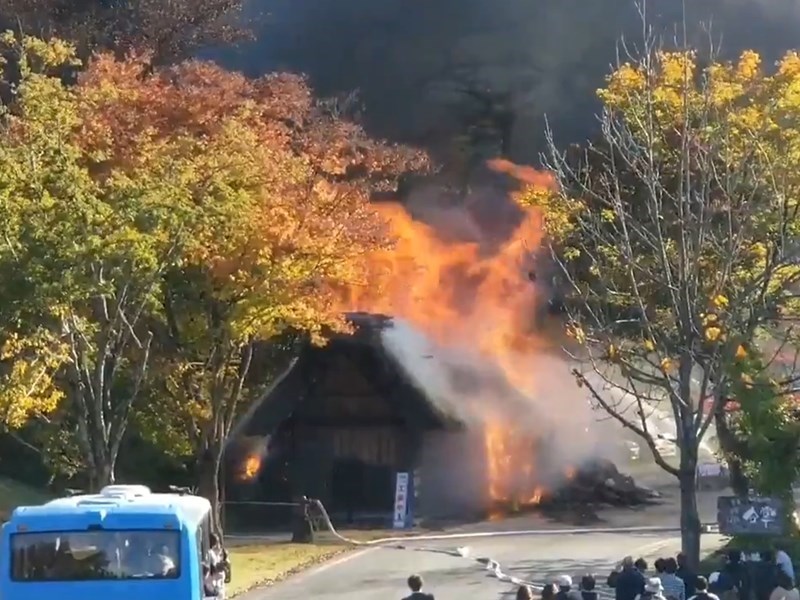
[1,484,226,600]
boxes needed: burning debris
[552,458,659,506]
[482,425,657,518]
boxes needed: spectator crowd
[400,548,798,600]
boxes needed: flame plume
[337,161,559,512]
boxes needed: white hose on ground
[310,499,570,590]
[307,498,718,592]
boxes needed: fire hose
[306,498,535,587]
[305,498,706,593]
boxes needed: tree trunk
[88,459,115,492]
[678,468,702,570]
[677,393,702,571]
[714,410,750,496]
[725,458,750,497]
[198,451,223,534]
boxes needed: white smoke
[378,317,615,486]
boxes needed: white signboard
[393,472,410,529]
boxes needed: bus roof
[8,485,211,530]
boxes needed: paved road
[238,468,733,600]
[241,530,725,600]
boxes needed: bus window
[11,530,181,581]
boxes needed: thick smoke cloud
[213,0,800,162]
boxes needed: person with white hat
[636,577,667,600]
[555,574,582,600]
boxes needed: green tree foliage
[537,44,800,566]
[0,34,228,489]
[724,346,800,510]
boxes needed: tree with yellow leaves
[0,33,225,490]
[542,26,800,566]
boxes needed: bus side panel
[2,579,186,600]
[184,524,203,600]
[0,523,10,596]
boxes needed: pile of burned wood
[542,459,660,507]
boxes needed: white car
[653,436,678,457]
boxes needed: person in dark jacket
[754,551,780,600]
[403,574,434,600]
[717,549,750,600]
[636,559,650,576]
[676,553,697,598]
[542,583,557,600]
[616,556,647,600]
[690,576,720,600]
[581,574,599,600]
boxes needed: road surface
[237,468,734,600]
[240,530,725,600]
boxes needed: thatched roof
[232,312,466,439]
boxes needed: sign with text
[393,472,410,529]
[717,495,786,536]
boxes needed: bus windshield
[11,529,181,582]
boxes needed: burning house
[231,313,482,520]
[225,164,647,524]
[230,312,587,522]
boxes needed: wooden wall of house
[281,344,423,514]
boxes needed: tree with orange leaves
[92,49,429,526]
[0,32,429,506]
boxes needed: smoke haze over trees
[213,0,800,161]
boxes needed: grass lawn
[225,528,433,596]
[227,543,349,596]
[0,477,51,520]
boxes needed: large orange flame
[337,160,556,511]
